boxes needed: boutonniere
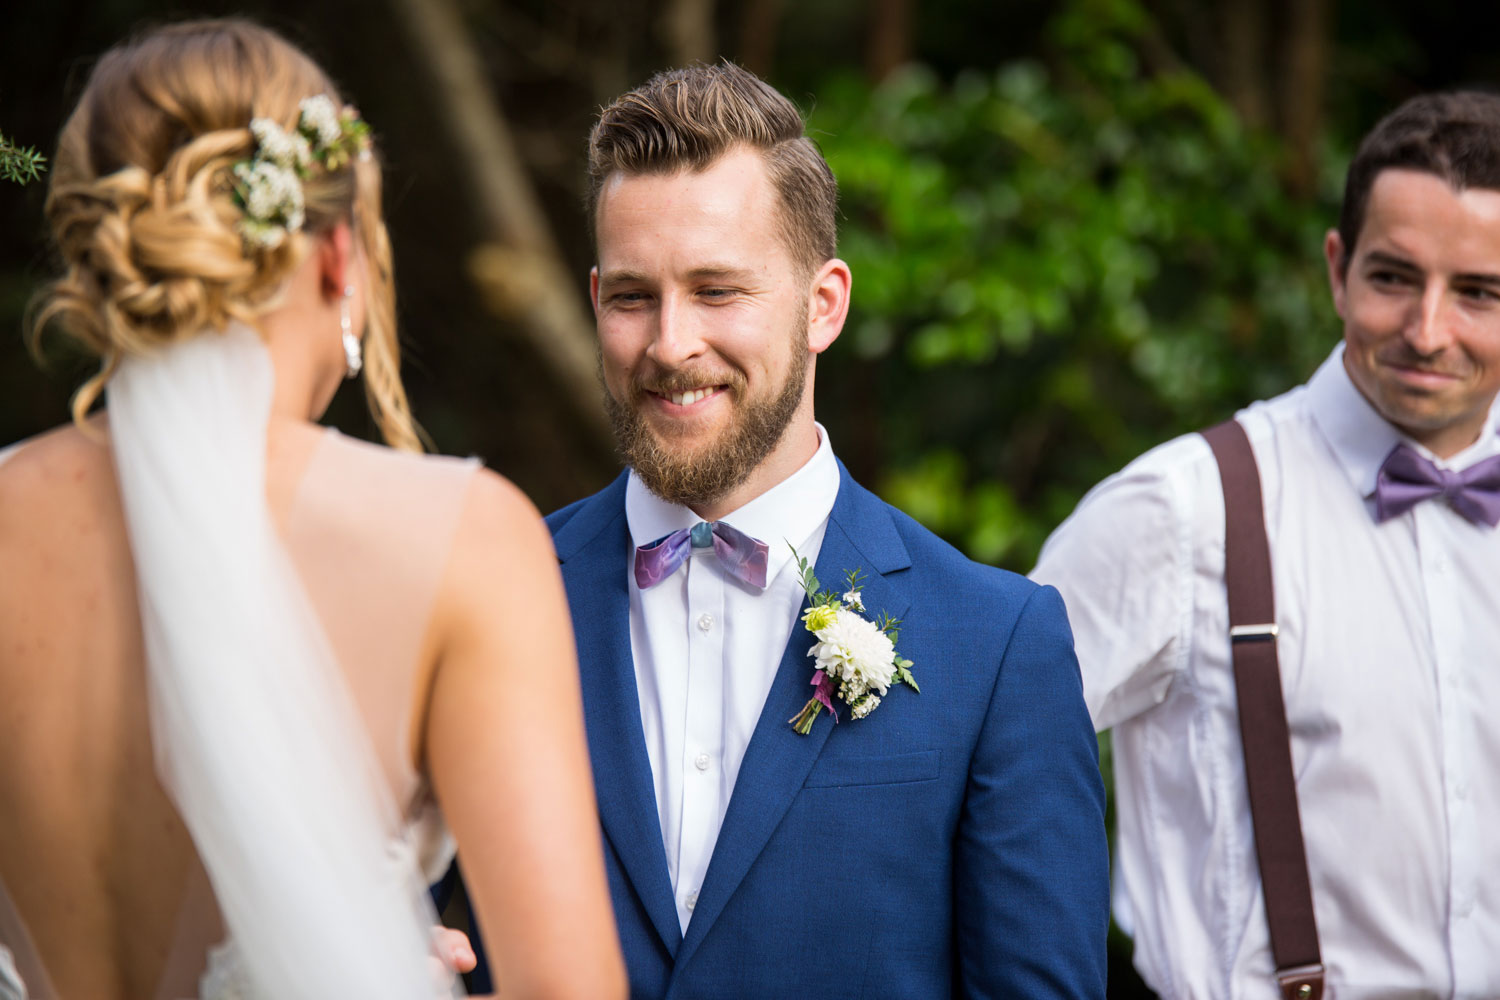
[787,545,918,735]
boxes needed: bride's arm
[422,470,626,1000]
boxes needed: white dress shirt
[625,424,840,933]
[1033,345,1500,1000]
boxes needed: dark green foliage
[813,0,1342,571]
[0,132,46,185]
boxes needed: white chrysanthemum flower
[808,610,897,695]
[850,694,881,720]
[842,590,864,611]
[250,118,311,169]
[298,95,343,148]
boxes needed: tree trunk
[658,0,716,67]
[1277,0,1330,200]
[1219,0,1270,128]
[865,0,913,83]
[384,0,611,448]
[737,0,784,77]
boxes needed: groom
[456,63,1108,998]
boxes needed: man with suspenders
[1032,92,1500,999]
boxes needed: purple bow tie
[1374,444,1500,527]
[634,520,770,589]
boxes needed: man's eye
[1459,284,1500,304]
[610,291,649,304]
[699,287,737,300]
[1368,270,1412,288]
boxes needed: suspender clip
[1275,962,1324,1000]
[1230,623,1279,643]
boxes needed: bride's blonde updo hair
[32,18,421,451]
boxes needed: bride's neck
[260,312,344,424]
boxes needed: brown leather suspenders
[1200,420,1325,1000]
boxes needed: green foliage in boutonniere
[788,545,917,735]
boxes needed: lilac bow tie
[634,520,770,589]
[1374,444,1500,527]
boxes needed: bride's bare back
[0,419,615,999]
[0,425,200,998]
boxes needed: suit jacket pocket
[802,749,941,789]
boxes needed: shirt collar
[625,422,841,583]
[1307,341,1500,498]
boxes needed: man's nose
[1404,283,1458,357]
[646,293,707,369]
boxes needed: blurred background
[4,0,1499,993]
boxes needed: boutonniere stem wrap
[787,545,917,735]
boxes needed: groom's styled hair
[587,61,838,277]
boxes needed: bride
[0,19,625,1000]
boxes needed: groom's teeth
[670,388,714,406]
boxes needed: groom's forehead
[595,153,791,267]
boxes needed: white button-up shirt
[1033,345,1500,1000]
[625,425,840,934]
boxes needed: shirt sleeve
[1031,440,1200,731]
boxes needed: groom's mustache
[633,367,746,399]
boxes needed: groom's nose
[645,291,709,369]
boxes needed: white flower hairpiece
[231,95,373,250]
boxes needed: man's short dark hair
[1338,90,1500,272]
[587,61,837,277]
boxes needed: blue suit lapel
[674,463,913,970]
[552,476,682,957]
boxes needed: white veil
[107,324,454,998]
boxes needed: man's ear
[317,222,356,301]
[589,266,602,320]
[806,258,852,355]
[1324,229,1349,320]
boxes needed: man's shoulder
[544,472,630,555]
[841,476,1043,610]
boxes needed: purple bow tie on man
[634,520,770,589]
[1374,443,1500,527]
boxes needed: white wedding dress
[0,328,478,998]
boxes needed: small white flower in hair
[248,118,311,170]
[298,95,343,149]
[233,160,304,249]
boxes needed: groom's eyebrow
[599,264,758,286]
[598,268,651,287]
[685,264,755,280]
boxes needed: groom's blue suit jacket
[451,463,1108,998]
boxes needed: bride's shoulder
[304,428,541,548]
[0,422,112,512]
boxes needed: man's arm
[1031,444,1197,731]
[953,584,1109,999]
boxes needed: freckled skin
[1326,169,1500,457]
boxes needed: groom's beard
[603,323,808,510]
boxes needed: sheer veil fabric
[107,324,456,998]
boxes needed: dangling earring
[340,284,362,379]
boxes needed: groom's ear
[806,258,851,355]
[316,222,356,301]
[589,266,602,319]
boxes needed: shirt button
[685,890,698,911]
[697,612,715,632]
[695,752,711,771]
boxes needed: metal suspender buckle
[1275,962,1325,1000]
[1230,623,1279,643]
